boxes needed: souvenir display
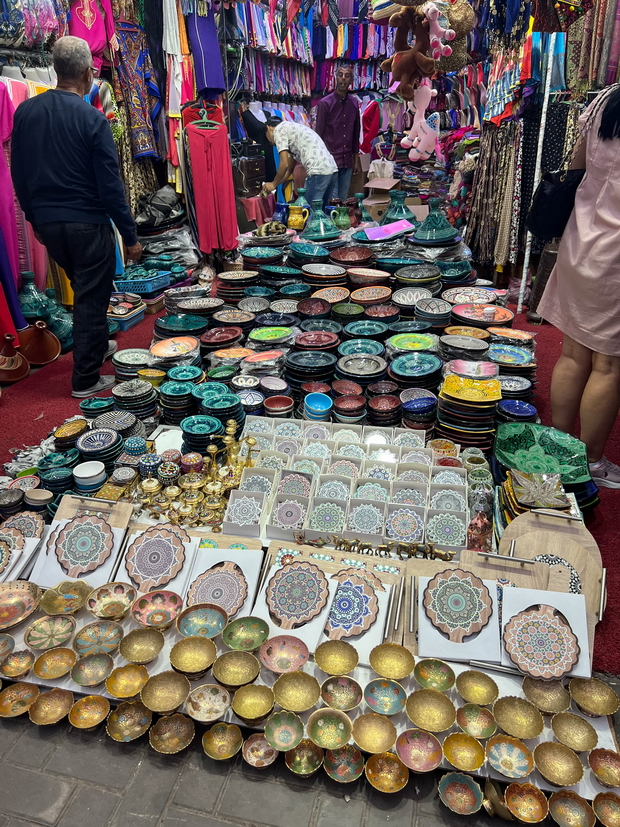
[187,562,248,616]
[125,527,187,591]
[423,569,493,642]
[54,515,115,578]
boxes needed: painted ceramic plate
[24,615,75,650]
[187,561,248,617]
[54,515,114,578]
[266,561,329,630]
[423,569,493,643]
[504,604,580,680]
[259,635,309,673]
[442,375,502,402]
[125,527,186,591]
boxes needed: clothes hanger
[189,108,219,129]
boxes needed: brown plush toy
[380,6,436,100]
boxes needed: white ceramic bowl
[73,461,106,481]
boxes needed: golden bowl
[444,732,485,772]
[352,713,397,754]
[484,778,517,821]
[141,670,190,714]
[406,689,456,732]
[71,653,114,687]
[231,684,275,721]
[284,738,324,776]
[24,614,76,650]
[273,671,320,713]
[320,675,363,712]
[170,636,216,676]
[69,695,110,729]
[485,733,534,779]
[86,582,137,620]
[594,792,620,827]
[522,677,570,715]
[551,711,597,752]
[365,752,409,793]
[28,688,73,725]
[39,580,90,615]
[0,682,39,717]
[314,640,359,675]
[307,708,352,750]
[202,722,243,760]
[324,744,365,782]
[456,704,497,739]
[119,628,164,664]
[0,649,34,678]
[493,696,544,740]
[456,670,499,706]
[505,782,549,823]
[185,684,231,723]
[242,733,279,769]
[549,790,596,827]
[570,677,620,717]
[369,643,414,680]
[211,651,260,689]
[149,713,195,754]
[589,748,620,787]
[534,741,583,786]
[131,590,184,630]
[105,664,150,699]
[106,700,152,742]
[414,658,455,692]
[395,728,443,772]
[33,647,76,680]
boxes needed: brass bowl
[522,677,570,715]
[444,732,485,772]
[484,778,516,821]
[365,752,409,793]
[406,689,456,732]
[39,580,90,615]
[176,602,228,638]
[131,590,184,630]
[242,732,279,769]
[273,671,320,713]
[72,619,124,657]
[307,708,352,750]
[456,704,497,739]
[395,728,443,772]
[71,653,114,687]
[0,581,41,630]
[222,616,270,651]
[0,649,34,678]
[284,738,324,776]
[185,684,231,723]
[231,684,275,721]
[493,696,544,739]
[69,695,110,729]
[149,713,195,754]
[119,628,164,664]
[24,614,76,650]
[588,748,620,787]
[86,582,137,620]
[485,733,534,779]
[105,664,150,699]
[369,643,414,680]
[324,744,365,783]
[264,710,304,752]
[414,658,455,692]
[456,670,499,706]
[551,711,597,752]
[0,632,14,660]
[438,771,484,815]
[505,782,549,823]
[106,700,152,742]
[533,741,583,786]
[211,651,260,689]
[33,647,76,680]
[570,677,620,717]
[170,636,216,676]
[202,722,243,760]
[314,640,359,675]
[0,682,39,717]
[28,688,73,725]
[364,678,406,716]
[549,790,596,827]
[320,675,363,712]
[352,713,397,754]
[595,792,620,827]
[141,670,190,714]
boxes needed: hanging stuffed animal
[401,78,437,150]
[380,6,435,99]
[407,110,440,162]
[422,1,455,59]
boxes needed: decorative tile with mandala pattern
[55,515,114,579]
[348,503,384,534]
[355,482,389,502]
[369,449,398,463]
[240,475,273,495]
[257,454,287,471]
[228,496,263,526]
[426,513,466,545]
[309,502,345,532]
[292,459,322,477]
[245,420,272,435]
[318,480,350,500]
[328,460,360,479]
[423,568,493,642]
[274,422,302,438]
[278,474,312,497]
[393,488,426,506]
[394,432,424,448]
[398,469,429,483]
[333,429,360,444]
[432,470,464,486]
[305,442,332,459]
[303,424,330,440]
[430,490,467,512]
[336,444,366,460]
[365,464,394,482]
[274,438,301,456]
[386,508,424,542]
[401,451,432,465]
[272,500,307,530]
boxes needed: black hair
[598,87,620,141]
[265,116,283,127]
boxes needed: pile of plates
[150,337,201,371]
[387,333,437,357]
[112,379,159,419]
[93,410,137,439]
[441,286,495,305]
[167,365,205,384]
[498,375,533,402]
[488,344,537,385]
[201,393,246,435]
[112,348,151,382]
[176,297,224,319]
[248,326,296,350]
[240,350,286,379]
[159,381,198,425]
[496,399,538,426]
[436,376,501,451]
[53,419,89,452]
[450,303,515,329]
[0,488,26,519]
[200,326,244,357]
[394,265,441,295]
[212,309,256,335]
[342,320,389,342]
[76,427,124,473]
[335,353,388,388]
[38,467,74,495]
[294,330,340,354]
[414,297,452,330]
[238,297,270,314]
[301,264,347,290]
[288,243,330,268]
[73,460,107,494]
[400,388,438,433]
[154,314,208,342]
[242,246,284,269]
[364,303,400,324]
[39,449,81,474]
[331,302,365,326]
[180,414,226,454]
[284,351,337,401]
[78,396,115,420]
[164,285,211,314]
[259,266,304,292]
[338,339,385,358]
[438,334,490,362]
[487,326,535,352]
[215,271,260,304]
[388,352,443,391]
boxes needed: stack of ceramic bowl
[259,377,290,398]
[329,245,374,268]
[180,414,226,453]
[450,303,515,330]
[388,352,443,392]
[76,428,124,474]
[284,351,337,402]
[38,467,74,495]
[364,303,400,325]
[495,399,538,426]
[24,488,53,515]
[255,312,299,330]
[414,297,452,332]
[215,272,260,304]
[394,265,441,295]
[241,246,284,269]
[231,374,260,394]
[53,420,89,452]
[300,319,343,336]
[244,285,276,300]
[73,461,107,495]
[294,330,340,354]
[238,297,270,315]
[338,338,385,359]
[167,365,204,384]
[112,348,151,382]
[288,242,330,269]
[392,287,433,321]
[201,393,245,435]
[373,255,420,273]
[488,343,537,386]
[301,264,347,291]
[280,283,312,301]
[497,375,534,402]
[342,320,389,343]
[164,285,211,314]
[38,449,81,475]
[154,314,208,342]
[331,302,365,326]
[237,389,265,417]
[441,286,495,307]
[78,396,115,420]
[0,488,25,518]
[300,382,331,408]
[436,260,477,289]
[367,380,399,398]
[350,286,393,308]
[259,266,304,292]
[270,299,299,315]
[200,326,244,358]
[112,379,159,420]
[159,381,198,425]
[264,395,295,418]
[386,332,437,358]
[333,394,366,424]
[438,334,490,362]
[211,310,256,336]
[296,297,332,321]
[176,297,224,320]
[303,392,333,421]
[311,287,350,306]
[335,353,388,389]
[400,388,438,433]
[367,394,402,427]
[346,267,391,290]
[331,379,363,398]
[389,320,433,336]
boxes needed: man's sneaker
[589,456,620,489]
[71,375,115,398]
[104,340,118,360]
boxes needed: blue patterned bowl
[364,679,407,715]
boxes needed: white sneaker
[104,340,118,360]
[71,375,115,398]
[589,456,620,489]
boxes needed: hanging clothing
[0,82,19,284]
[186,8,226,98]
[0,228,23,337]
[67,0,116,70]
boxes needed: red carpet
[2,310,619,674]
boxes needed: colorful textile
[68,0,116,69]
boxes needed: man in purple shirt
[314,65,361,202]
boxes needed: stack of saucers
[37,467,74,495]
[201,394,245,435]
[438,334,489,362]
[177,297,224,320]
[159,381,198,425]
[393,265,441,295]
[215,271,261,304]
[260,376,291,398]
[495,399,538,426]
[53,420,89,453]
[450,303,515,330]
[497,375,533,402]
[167,365,205,384]
[212,309,256,335]
[284,351,337,402]
[180,414,225,453]
[164,284,211,314]
[388,352,443,392]
[150,337,202,372]
[303,392,333,421]
[153,314,208,342]
[414,297,452,332]
[76,427,124,474]
[112,379,159,420]
[112,348,151,382]
[73,460,107,494]
[335,353,388,389]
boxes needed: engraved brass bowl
[438,771,484,815]
[352,712,397,754]
[533,741,583,786]
[485,733,534,779]
[493,696,544,740]
[570,677,620,717]
[320,675,363,712]
[505,782,549,823]
[484,778,516,821]
[414,658,455,692]
[594,792,620,827]
[444,732,485,771]
[119,628,164,664]
[551,711,597,752]
[25,614,76,650]
[69,694,110,729]
[105,664,150,699]
[522,677,570,715]
[284,738,324,776]
[369,643,414,680]
[170,636,216,677]
[28,688,73,725]
[33,647,76,680]
[202,722,243,760]
[39,580,90,615]
[176,602,228,639]
[185,684,231,723]
[0,682,39,717]
[406,688,456,732]
[549,790,596,827]
[307,708,352,750]
[211,651,260,689]
[149,713,195,754]
[456,704,497,739]
[0,649,34,678]
[86,582,137,620]
[264,710,304,752]
[456,670,499,706]
[365,752,409,793]
[141,670,190,714]
[131,590,183,630]
[395,728,443,772]
[364,678,406,716]
[231,684,275,722]
[0,580,41,630]
[222,616,270,651]
[324,744,365,783]
[588,748,620,787]
[106,699,152,742]
[273,671,320,713]
[71,653,114,687]
[314,639,359,675]
[242,732,279,769]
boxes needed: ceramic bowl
[413,658,455,692]
[106,699,152,742]
[170,636,216,677]
[505,783,549,823]
[534,741,584,787]
[141,670,190,714]
[368,643,414,680]
[522,676,570,714]
[307,708,352,750]
[0,649,34,678]
[86,582,137,620]
[258,635,309,674]
[105,664,150,699]
[68,694,110,729]
[594,792,620,827]
[73,620,124,657]
[38,580,91,615]
[456,703,497,739]
[264,710,304,752]
[493,696,544,739]
[131,590,183,630]
[406,689,456,732]
[589,748,620,787]
[71,653,114,687]
[569,677,620,717]
[352,712,397,754]
[314,639,359,676]
[119,628,165,664]
[284,738,324,776]
[33,647,76,680]
[273,671,320,713]
[222,616,269,651]
[455,669,499,705]
[202,722,243,760]
[320,675,363,712]
[24,614,76,650]
[551,711,597,752]
[324,744,365,783]
[485,733,534,779]
[28,688,73,725]
[176,603,228,639]
[231,684,275,722]
[211,651,260,689]
[438,771,484,815]
[185,684,231,723]
[149,713,195,754]
[242,732,279,769]
[0,682,39,717]
[549,790,596,827]
[395,728,443,772]
[365,752,409,793]
[443,732,485,772]
[363,678,406,716]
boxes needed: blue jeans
[330,167,353,202]
[305,173,338,209]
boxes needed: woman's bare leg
[549,335,592,435]
[579,350,620,463]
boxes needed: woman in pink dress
[539,85,620,488]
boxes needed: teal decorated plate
[167,366,203,382]
[338,339,385,356]
[302,230,342,241]
[344,321,388,337]
[260,265,303,276]
[157,314,207,332]
[289,242,329,257]
[160,381,194,397]
[180,415,221,435]
[191,383,228,400]
[391,352,442,377]
[242,246,283,260]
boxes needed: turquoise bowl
[364,679,407,716]
[304,393,333,414]
[244,286,276,298]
